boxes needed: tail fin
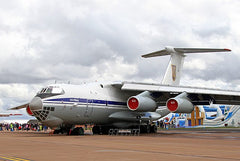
[142,46,231,86]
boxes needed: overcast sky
[1,0,240,119]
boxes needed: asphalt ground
[0,128,240,161]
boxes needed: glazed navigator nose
[29,97,43,110]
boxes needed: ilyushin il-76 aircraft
[9,46,240,135]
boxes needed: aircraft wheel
[101,126,110,135]
[150,125,157,133]
[140,125,151,133]
[92,126,100,134]
[53,129,61,134]
[79,127,84,135]
[146,125,151,133]
[71,127,84,135]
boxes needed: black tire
[101,126,110,135]
[53,129,60,134]
[79,127,84,135]
[140,125,151,133]
[71,127,84,135]
[92,126,100,134]
[150,125,158,133]
[146,125,151,133]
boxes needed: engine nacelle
[127,91,157,112]
[166,92,194,113]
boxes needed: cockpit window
[39,86,64,94]
[37,86,65,98]
[38,88,45,93]
[45,87,52,93]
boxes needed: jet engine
[127,91,157,112]
[166,92,194,113]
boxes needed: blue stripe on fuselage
[44,98,127,106]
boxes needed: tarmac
[0,128,240,161]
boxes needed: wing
[121,82,240,106]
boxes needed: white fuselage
[30,82,139,128]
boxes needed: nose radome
[29,97,43,110]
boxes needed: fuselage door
[84,99,93,117]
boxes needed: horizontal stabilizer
[142,49,170,58]
[141,46,231,86]
[174,48,231,53]
[142,46,231,58]
[8,103,29,110]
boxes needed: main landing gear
[140,124,157,134]
[92,124,157,135]
[92,126,109,135]
[53,126,84,135]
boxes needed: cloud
[183,52,240,83]
[0,84,40,111]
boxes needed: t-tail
[142,46,231,86]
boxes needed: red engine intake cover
[167,99,178,112]
[127,97,139,110]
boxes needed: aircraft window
[38,87,64,94]
[40,88,45,93]
[42,88,46,93]
[50,107,55,111]
[47,107,50,111]
[45,88,52,93]
[37,86,65,99]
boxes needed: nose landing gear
[70,127,84,135]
